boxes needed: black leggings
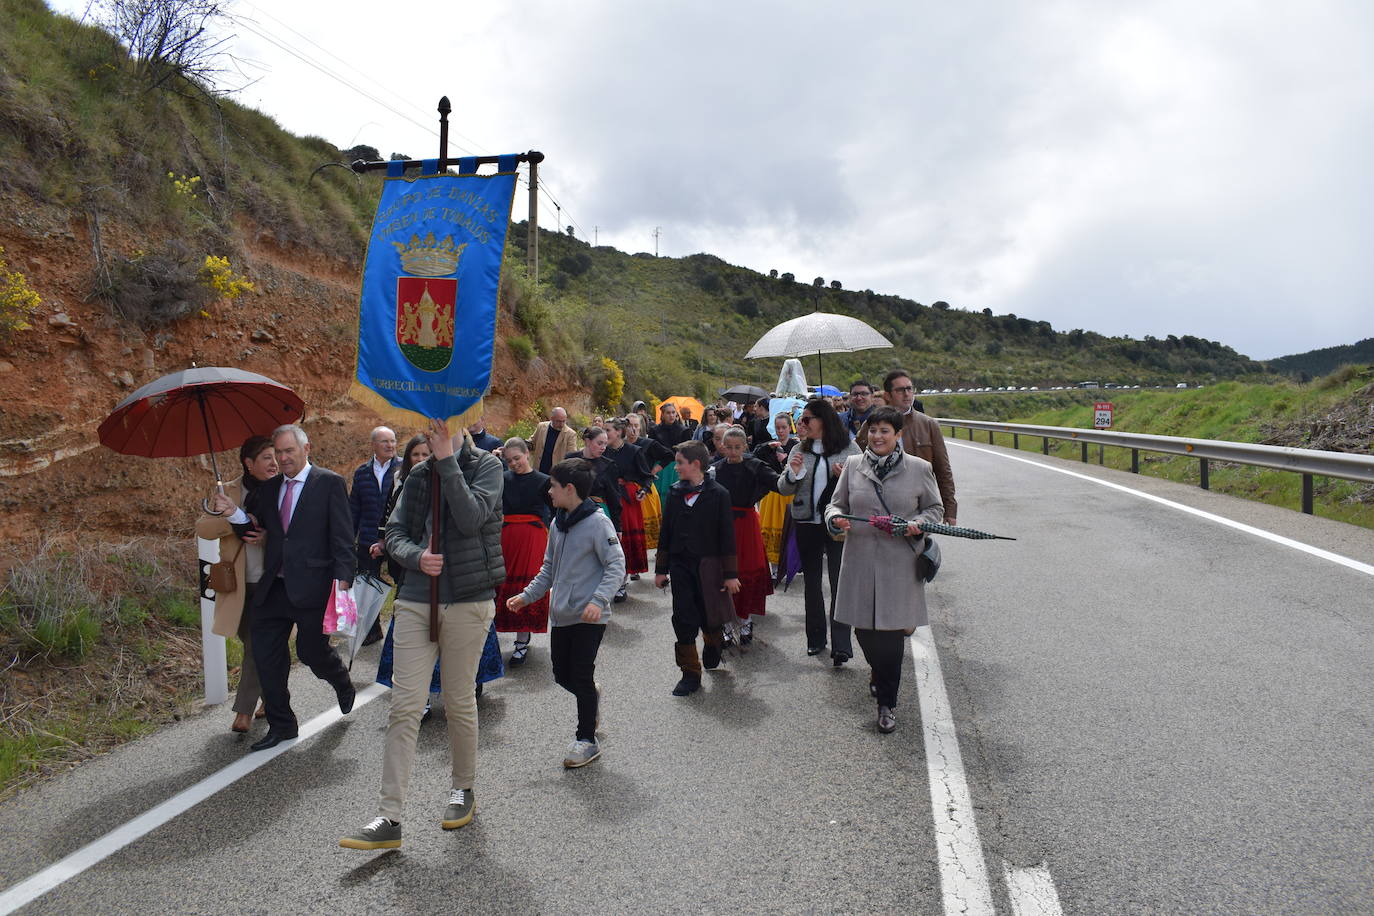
[854,628,907,708]
[550,623,605,742]
[794,522,851,655]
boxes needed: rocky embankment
[0,198,588,557]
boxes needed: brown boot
[672,642,701,696]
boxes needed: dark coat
[654,479,737,577]
[350,458,400,547]
[243,466,355,611]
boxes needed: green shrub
[508,334,536,363]
[153,593,200,629]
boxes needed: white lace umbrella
[744,312,893,388]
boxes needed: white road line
[949,441,1374,577]
[911,626,996,916]
[0,684,387,915]
[1003,861,1064,916]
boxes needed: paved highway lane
[0,582,945,914]
[1,443,1370,914]
[937,441,1374,915]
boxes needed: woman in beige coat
[825,406,943,734]
[195,436,276,733]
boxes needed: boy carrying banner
[507,458,625,767]
[655,440,739,696]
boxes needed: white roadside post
[197,535,230,705]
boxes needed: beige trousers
[378,597,494,821]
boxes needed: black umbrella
[720,384,769,402]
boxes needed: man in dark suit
[350,426,400,578]
[221,423,357,751]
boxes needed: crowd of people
[195,369,957,851]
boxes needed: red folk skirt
[731,506,773,618]
[619,482,649,574]
[494,514,550,633]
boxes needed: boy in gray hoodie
[507,458,625,767]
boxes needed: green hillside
[924,367,1374,527]
[1267,338,1374,381]
[513,228,1270,408]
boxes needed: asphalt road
[0,442,1370,915]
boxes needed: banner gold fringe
[349,380,484,436]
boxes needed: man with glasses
[839,380,876,440]
[862,370,957,525]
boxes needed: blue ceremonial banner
[351,158,519,430]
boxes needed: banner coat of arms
[351,158,519,431]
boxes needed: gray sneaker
[563,738,601,768]
[442,788,475,829]
[339,816,401,850]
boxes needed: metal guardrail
[940,419,1374,515]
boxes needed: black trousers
[794,522,851,655]
[854,628,906,708]
[667,557,719,645]
[251,578,351,734]
[549,622,606,742]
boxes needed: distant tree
[830,279,842,290]
[389,152,410,161]
[780,272,795,283]
[982,307,992,316]
[769,269,778,279]
[565,225,576,237]
[933,300,950,310]
[813,276,824,287]
[341,144,380,163]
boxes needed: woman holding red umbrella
[195,435,277,733]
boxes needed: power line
[223,10,592,237]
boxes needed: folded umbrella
[833,515,1016,540]
[345,573,393,668]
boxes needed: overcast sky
[52,0,1374,359]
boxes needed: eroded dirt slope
[0,198,589,553]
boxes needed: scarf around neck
[555,498,600,532]
[865,448,901,480]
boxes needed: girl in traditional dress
[626,413,672,550]
[604,418,653,592]
[494,437,552,665]
[753,412,798,569]
[650,402,688,512]
[570,425,625,532]
[710,425,777,644]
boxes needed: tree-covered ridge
[510,225,1266,407]
[1268,338,1374,381]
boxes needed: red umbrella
[98,367,304,511]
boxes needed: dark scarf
[865,448,901,480]
[670,477,706,498]
[555,497,600,532]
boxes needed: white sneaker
[563,739,601,768]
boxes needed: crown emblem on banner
[392,232,466,277]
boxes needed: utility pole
[556,203,562,233]
[593,225,599,246]
[653,226,661,257]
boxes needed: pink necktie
[279,479,297,531]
